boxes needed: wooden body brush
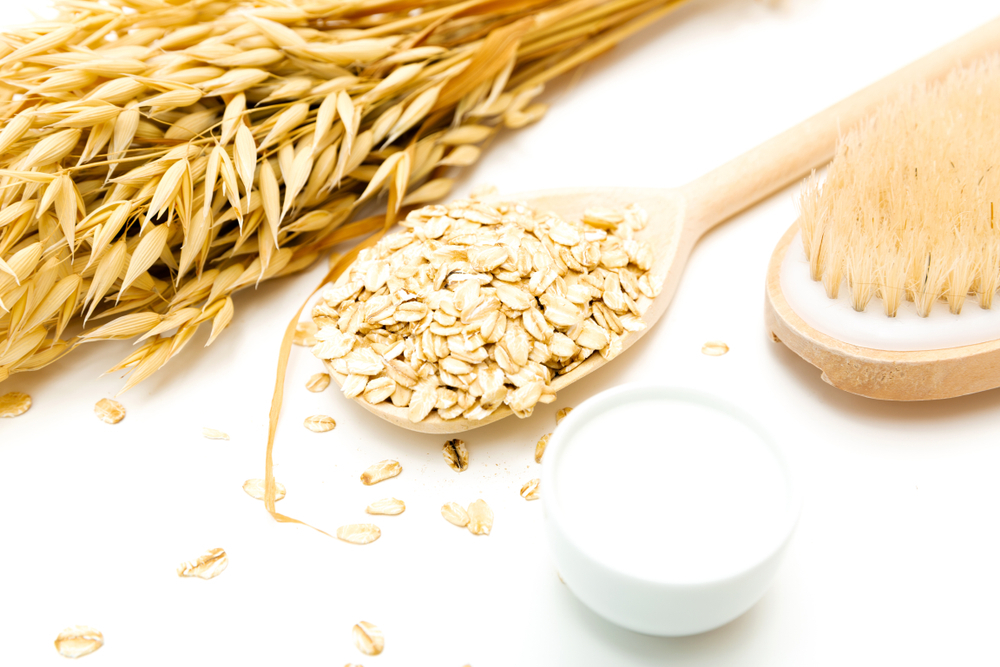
[330,16,1000,432]
[766,54,1000,401]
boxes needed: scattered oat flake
[177,547,228,580]
[353,621,384,656]
[361,459,401,485]
[93,398,125,424]
[534,433,550,463]
[304,414,336,432]
[243,478,286,501]
[0,391,31,418]
[466,499,494,535]
[293,320,318,346]
[442,438,469,472]
[702,340,730,356]
[367,497,405,515]
[555,407,573,425]
[54,625,103,659]
[441,502,470,527]
[203,427,230,440]
[337,523,381,545]
[305,372,331,393]
[521,479,541,501]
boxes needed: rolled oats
[702,341,730,356]
[352,621,384,655]
[305,372,331,392]
[243,478,286,501]
[54,626,103,659]
[466,499,494,535]
[441,502,470,527]
[94,398,125,424]
[314,200,655,423]
[442,439,469,472]
[0,391,31,418]
[534,433,550,463]
[177,548,228,580]
[337,524,381,545]
[361,459,402,485]
[366,497,405,515]
[521,479,541,500]
[303,415,337,432]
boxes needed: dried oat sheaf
[0,0,685,394]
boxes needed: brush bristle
[799,56,1000,317]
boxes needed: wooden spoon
[328,16,1000,432]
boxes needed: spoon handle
[681,15,1000,236]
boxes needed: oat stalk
[0,0,691,391]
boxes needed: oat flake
[243,478,285,501]
[293,320,318,346]
[702,341,730,356]
[305,372,331,392]
[366,497,405,515]
[337,524,381,545]
[466,499,494,535]
[177,547,228,580]
[54,625,103,659]
[0,391,30,418]
[93,398,125,424]
[361,459,401,485]
[353,621,384,656]
[442,438,469,472]
[303,415,336,432]
[555,407,573,425]
[441,502,469,527]
[534,433,550,464]
[521,479,541,501]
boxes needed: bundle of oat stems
[0,0,689,391]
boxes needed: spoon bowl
[325,187,692,433]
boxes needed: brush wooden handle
[682,15,1000,234]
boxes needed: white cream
[554,398,791,583]
[780,232,1000,351]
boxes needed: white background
[3,0,1000,664]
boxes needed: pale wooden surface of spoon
[330,14,1000,432]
